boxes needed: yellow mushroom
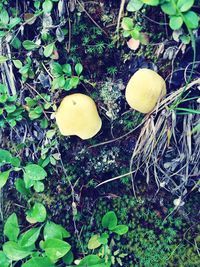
[125,68,166,113]
[55,93,102,139]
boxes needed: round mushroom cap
[55,93,102,140]
[125,68,166,113]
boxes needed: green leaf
[183,11,199,29]
[24,164,47,181]
[4,213,19,241]
[10,156,21,167]
[0,9,9,25]
[57,75,65,87]
[169,16,183,30]
[51,62,63,77]
[7,94,17,102]
[75,63,83,76]
[43,43,54,58]
[33,181,44,192]
[62,250,74,265]
[9,120,17,127]
[78,255,110,267]
[130,27,140,39]
[127,0,143,12]
[13,59,23,69]
[34,1,41,9]
[50,156,56,165]
[69,77,79,88]
[22,256,55,267]
[23,40,39,50]
[63,78,72,90]
[40,118,48,129]
[0,31,6,37]
[42,238,71,262]
[116,257,122,266]
[46,129,56,139]
[161,2,177,15]
[121,17,134,30]
[3,241,32,261]
[19,65,30,75]
[29,110,41,120]
[5,105,17,113]
[25,97,36,107]
[98,233,109,245]
[26,56,32,65]
[11,37,21,49]
[141,0,159,6]
[0,83,7,93]
[19,227,41,248]
[123,30,131,37]
[0,84,8,103]
[176,107,200,114]
[177,0,194,12]
[0,251,10,267]
[88,235,101,250]
[102,211,117,230]
[180,34,190,44]
[26,203,47,223]
[9,17,21,29]
[42,0,53,14]
[0,56,8,64]
[112,225,129,235]
[56,27,65,42]
[44,221,70,240]
[52,77,60,90]
[33,106,43,115]
[0,170,10,190]
[62,64,72,76]
[15,178,30,196]
[0,95,7,104]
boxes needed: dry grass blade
[96,78,200,197]
[129,83,200,196]
[116,0,126,33]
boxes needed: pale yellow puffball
[125,68,166,113]
[55,93,102,139]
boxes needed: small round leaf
[26,203,47,223]
[169,16,183,30]
[102,211,117,230]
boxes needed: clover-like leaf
[26,203,47,223]
[102,211,117,230]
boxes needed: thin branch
[116,0,126,33]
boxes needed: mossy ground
[0,0,199,266]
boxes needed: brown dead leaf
[52,50,59,60]
[24,13,37,25]
[155,43,165,57]
[140,33,149,45]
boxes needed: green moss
[77,195,200,267]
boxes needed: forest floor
[0,1,200,266]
